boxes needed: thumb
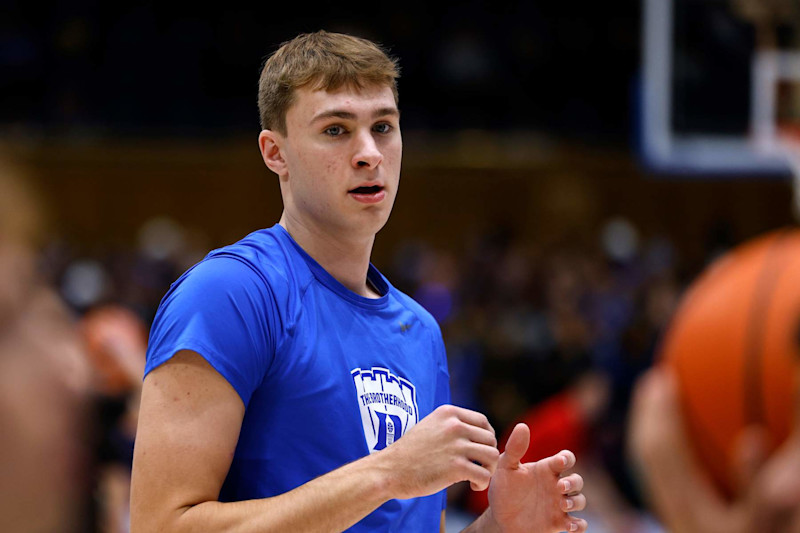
[498,423,530,469]
[732,425,769,497]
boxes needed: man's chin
[349,208,394,236]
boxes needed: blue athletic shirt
[145,224,450,531]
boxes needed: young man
[130,31,588,532]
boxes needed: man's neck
[278,213,381,299]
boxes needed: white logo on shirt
[351,367,419,453]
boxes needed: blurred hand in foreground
[628,366,800,533]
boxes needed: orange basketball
[80,305,148,396]
[660,228,800,498]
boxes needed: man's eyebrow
[372,107,400,119]
[309,107,400,125]
[310,110,356,124]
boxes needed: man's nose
[352,131,382,169]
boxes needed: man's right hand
[379,404,500,499]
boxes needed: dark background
[2,1,640,140]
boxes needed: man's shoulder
[208,226,292,274]
[171,225,311,303]
[206,226,313,284]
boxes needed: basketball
[660,228,800,498]
[80,305,147,396]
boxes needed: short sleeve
[145,256,276,406]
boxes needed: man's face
[272,84,402,240]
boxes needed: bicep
[441,509,446,533]
[130,350,245,530]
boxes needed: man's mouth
[348,185,384,194]
[348,185,386,204]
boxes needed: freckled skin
[275,85,402,243]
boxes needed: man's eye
[373,123,392,134]
[324,125,344,136]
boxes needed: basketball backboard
[639,0,799,176]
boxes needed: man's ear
[258,129,287,177]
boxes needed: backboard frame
[640,0,793,176]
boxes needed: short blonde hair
[258,30,399,135]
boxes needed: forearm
[133,452,394,533]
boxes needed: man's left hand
[486,423,587,533]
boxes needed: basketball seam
[743,230,791,427]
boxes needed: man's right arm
[130,350,500,532]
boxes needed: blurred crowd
[389,221,682,532]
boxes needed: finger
[462,422,498,448]
[632,366,679,421]
[498,423,529,469]
[460,457,492,492]
[453,406,495,434]
[561,493,587,513]
[732,425,768,496]
[466,443,500,475]
[563,517,588,532]
[558,473,584,495]
[544,449,576,475]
